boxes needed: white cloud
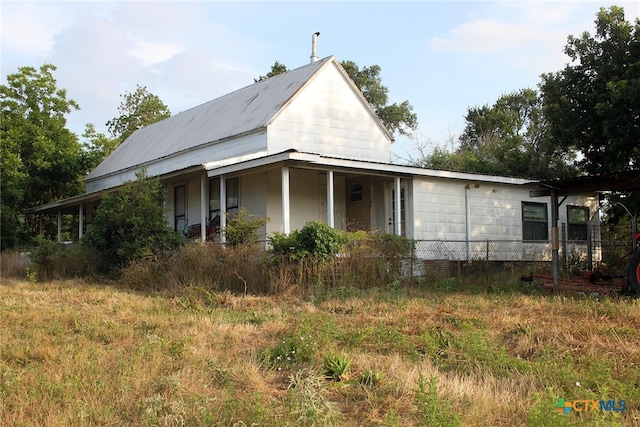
[1,2,72,57]
[431,19,546,53]
[125,34,184,67]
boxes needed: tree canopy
[257,60,418,137]
[106,84,171,143]
[1,64,86,248]
[541,6,639,175]
[412,89,575,179]
[454,89,575,179]
[340,61,417,136]
[255,61,288,82]
[80,123,119,171]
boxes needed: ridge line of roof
[170,55,336,119]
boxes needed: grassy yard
[1,276,639,426]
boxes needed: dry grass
[1,278,639,426]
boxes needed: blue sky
[2,0,639,161]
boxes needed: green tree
[80,123,118,172]
[340,61,417,136]
[1,64,85,248]
[106,84,171,143]
[454,89,574,178]
[255,61,288,82]
[83,170,182,271]
[541,6,640,175]
[258,60,418,137]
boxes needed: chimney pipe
[310,32,320,63]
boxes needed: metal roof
[530,170,640,196]
[85,56,336,181]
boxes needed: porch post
[200,173,207,243]
[282,166,290,234]
[550,189,560,293]
[57,209,62,242]
[220,175,227,244]
[79,203,84,240]
[394,176,401,236]
[327,170,334,228]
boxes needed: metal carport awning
[529,170,640,293]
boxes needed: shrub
[224,208,269,247]
[297,221,347,259]
[269,221,347,261]
[83,170,183,272]
[269,230,301,259]
[29,236,93,281]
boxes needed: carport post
[57,209,62,243]
[79,203,84,240]
[200,173,207,243]
[551,189,560,293]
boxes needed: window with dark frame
[522,202,548,241]
[209,177,239,225]
[350,182,363,202]
[567,205,589,241]
[174,185,187,233]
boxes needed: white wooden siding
[412,177,599,242]
[268,62,391,163]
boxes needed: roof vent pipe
[310,32,320,63]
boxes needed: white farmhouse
[28,54,602,263]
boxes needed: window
[209,177,239,225]
[567,206,589,241]
[174,185,187,233]
[226,177,239,211]
[350,182,363,202]
[522,202,548,241]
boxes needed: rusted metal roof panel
[531,170,640,196]
[86,56,335,181]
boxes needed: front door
[346,177,371,231]
[386,182,406,236]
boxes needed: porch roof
[205,150,536,185]
[26,150,539,216]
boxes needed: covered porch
[25,152,413,244]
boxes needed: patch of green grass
[259,331,320,371]
[414,375,461,427]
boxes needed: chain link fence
[404,223,636,279]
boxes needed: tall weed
[414,375,461,427]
